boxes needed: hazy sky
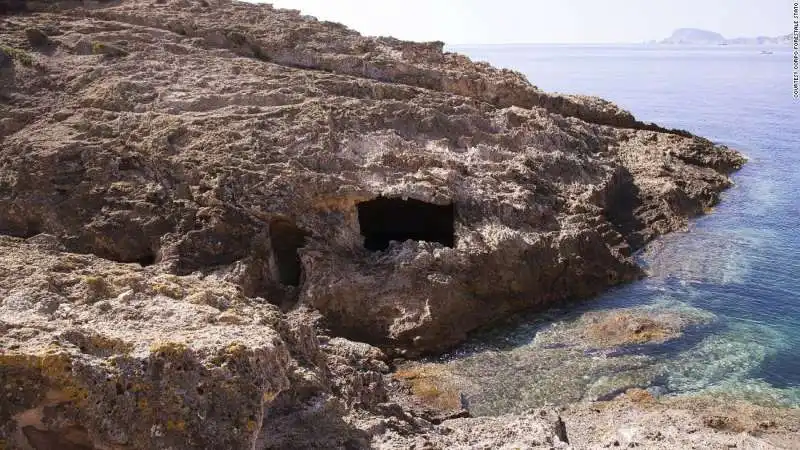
[258,0,790,44]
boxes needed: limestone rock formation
[0,0,744,356]
[0,0,755,448]
[0,235,393,448]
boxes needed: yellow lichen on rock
[81,275,112,302]
[149,278,186,299]
[166,419,187,432]
[149,342,189,357]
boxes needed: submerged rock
[557,305,715,348]
[396,303,717,414]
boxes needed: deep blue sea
[436,44,800,414]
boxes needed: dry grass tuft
[0,44,34,67]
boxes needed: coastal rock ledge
[0,1,769,449]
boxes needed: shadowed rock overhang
[357,197,455,251]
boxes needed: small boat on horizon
[760,50,774,55]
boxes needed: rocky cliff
[0,1,765,449]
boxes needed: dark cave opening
[0,220,42,239]
[269,219,310,287]
[356,197,455,251]
[137,252,156,267]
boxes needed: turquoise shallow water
[437,44,800,414]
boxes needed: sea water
[433,44,800,415]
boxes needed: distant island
[660,28,790,45]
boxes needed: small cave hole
[356,197,455,251]
[269,219,310,287]
[137,251,156,267]
[1,220,42,239]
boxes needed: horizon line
[446,40,790,47]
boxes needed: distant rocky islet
[660,27,790,45]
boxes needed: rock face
[0,235,394,449]
[0,0,751,448]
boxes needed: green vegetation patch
[0,44,34,67]
[91,41,129,57]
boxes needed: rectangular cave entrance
[356,197,455,251]
[269,219,310,286]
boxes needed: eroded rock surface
[562,392,800,449]
[0,236,393,448]
[0,0,761,448]
[0,0,743,356]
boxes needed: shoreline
[0,1,773,449]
